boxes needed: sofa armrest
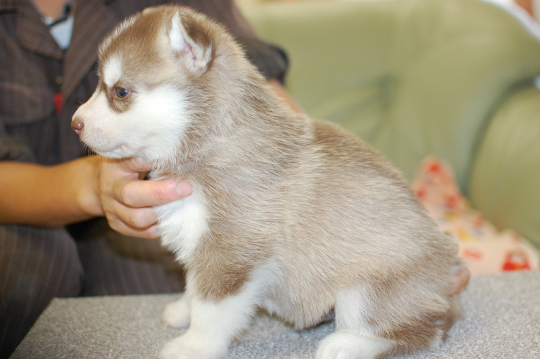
[469,85,540,248]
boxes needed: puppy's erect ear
[168,12,213,76]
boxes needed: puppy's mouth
[81,134,132,159]
[92,147,129,159]
[90,143,135,159]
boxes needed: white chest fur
[155,189,209,263]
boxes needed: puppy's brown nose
[71,119,84,135]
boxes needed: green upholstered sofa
[240,0,540,249]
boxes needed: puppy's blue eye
[115,88,130,98]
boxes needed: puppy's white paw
[159,333,227,359]
[315,331,392,359]
[162,296,191,329]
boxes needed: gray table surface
[12,271,540,358]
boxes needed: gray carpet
[12,271,540,358]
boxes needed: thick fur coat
[72,6,462,359]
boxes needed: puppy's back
[264,119,458,336]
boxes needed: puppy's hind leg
[315,286,393,359]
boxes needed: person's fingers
[98,156,192,237]
[102,156,152,176]
[107,214,160,239]
[99,158,148,196]
[106,202,158,230]
[118,179,192,208]
[124,157,153,173]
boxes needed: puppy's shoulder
[309,119,377,161]
[307,118,406,182]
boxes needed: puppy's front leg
[162,292,191,329]
[163,271,198,329]
[159,284,261,359]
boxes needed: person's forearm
[0,156,103,227]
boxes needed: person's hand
[98,157,192,238]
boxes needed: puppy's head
[72,6,248,165]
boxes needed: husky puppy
[72,6,462,359]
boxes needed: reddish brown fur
[94,5,462,357]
